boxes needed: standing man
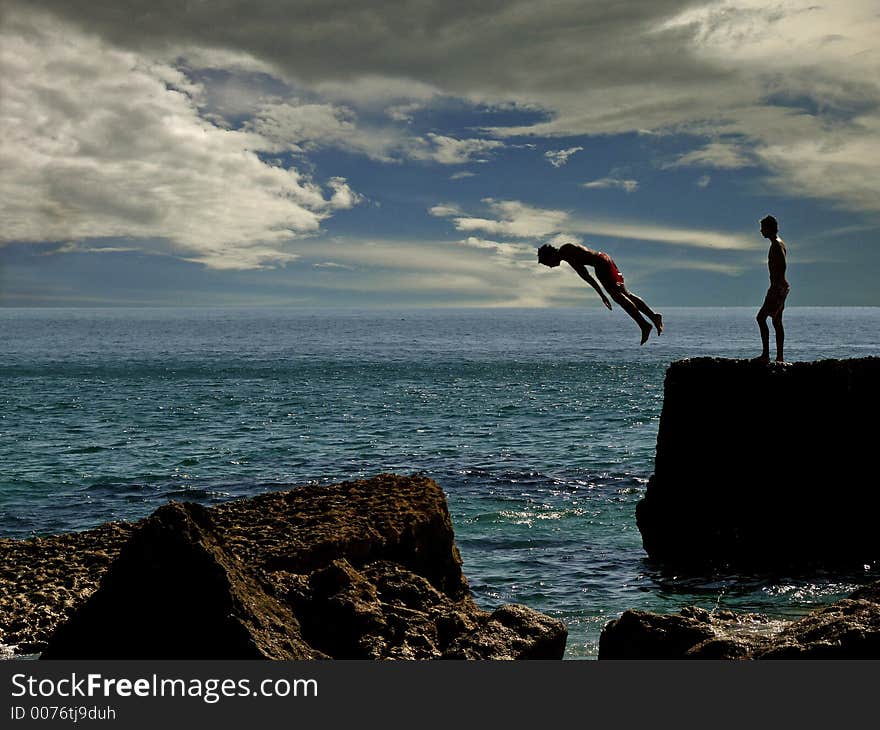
[537,242,663,344]
[754,215,790,363]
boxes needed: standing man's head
[537,244,562,267]
[760,215,779,240]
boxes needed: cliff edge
[637,357,880,567]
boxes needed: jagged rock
[599,580,880,659]
[41,502,317,659]
[6,475,566,659]
[0,522,135,653]
[210,474,470,600]
[443,604,569,660]
[286,558,568,660]
[753,595,880,658]
[597,608,718,659]
[637,357,880,567]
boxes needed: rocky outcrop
[598,580,880,659]
[637,357,880,567]
[41,502,317,659]
[0,522,135,653]
[2,474,567,659]
[442,604,569,660]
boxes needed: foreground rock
[2,475,566,659]
[0,522,135,653]
[41,502,316,659]
[637,357,880,568]
[599,580,880,658]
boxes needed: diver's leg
[625,289,663,334]
[611,291,653,345]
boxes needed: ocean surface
[2,306,878,658]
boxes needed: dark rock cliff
[2,474,566,659]
[636,357,880,567]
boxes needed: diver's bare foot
[775,358,789,365]
[651,313,664,335]
[752,354,770,364]
[640,324,652,345]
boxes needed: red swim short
[596,252,624,291]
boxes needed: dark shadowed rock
[599,580,880,659]
[597,608,718,659]
[637,357,880,568]
[11,475,566,659]
[443,604,568,660]
[41,502,317,659]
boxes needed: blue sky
[1,1,878,307]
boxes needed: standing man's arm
[569,263,613,310]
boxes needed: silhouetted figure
[754,215,790,363]
[538,242,663,344]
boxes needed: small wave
[762,582,862,603]
[85,481,145,493]
[161,487,229,500]
[68,445,107,454]
[496,508,588,525]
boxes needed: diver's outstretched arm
[569,264,612,310]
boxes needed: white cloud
[247,102,504,165]
[544,146,584,167]
[582,177,640,193]
[429,203,464,218]
[314,261,353,270]
[438,200,570,238]
[312,76,440,108]
[410,134,505,165]
[245,99,406,161]
[450,171,476,180]
[386,101,426,122]
[326,177,363,209]
[50,243,141,256]
[697,175,712,188]
[7,0,880,225]
[435,199,756,251]
[757,117,880,215]
[0,10,361,269]
[666,142,754,170]
[283,236,583,307]
[635,257,745,276]
[181,248,301,271]
[573,218,754,250]
[457,236,534,261]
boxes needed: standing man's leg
[755,305,771,362]
[772,314,784,362]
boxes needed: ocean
[2,306,878,658]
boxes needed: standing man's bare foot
[640,323,652,345]
[752,354,770,364]
[650,313,664,335]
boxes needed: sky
[1,1,878,307]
